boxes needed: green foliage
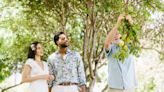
[0,37,12,82]
[144,77,156,92]
[113,19,141,62]
[0,0,163,85]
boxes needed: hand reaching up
[125,15,133,24]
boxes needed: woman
[22,42,54,92]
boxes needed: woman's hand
[40,74,52,81]
[49,75,55,80]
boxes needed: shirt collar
[56,48,72,54]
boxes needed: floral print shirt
[47,49,86,87]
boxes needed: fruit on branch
[113,18,141,62]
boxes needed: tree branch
[1,82,23,92]
[102,84,108,92]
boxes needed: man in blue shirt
[104,14,137,92]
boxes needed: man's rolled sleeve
[76,52,86,86]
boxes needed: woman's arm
[22,65,51,83]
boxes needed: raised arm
[104,14,125,50]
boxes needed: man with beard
[104,14,137,92]
[48,32,86,92]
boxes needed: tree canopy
[0,0,164,91]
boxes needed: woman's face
[35,43,44,57]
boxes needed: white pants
[108,88,135,92]
[52,85,79,92]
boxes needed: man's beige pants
[108,88,135,92]
[52,85,79,92]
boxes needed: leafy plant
[113,19,141,62]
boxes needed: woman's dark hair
[27,41,40,59]
[53,31,65,46]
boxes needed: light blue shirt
[106,44,137,89]
[47,49,86,87]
